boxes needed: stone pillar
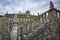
[31,20,35,30]
[56,12,59,18]
[11,24,18,40]
[11,14,19,40]
[40,14,43,24]
[38,15,40,25]
[45,13,47,22]
[48,9,57,22]
[59,11,60,17]
[43,13,47,23]
[42,14,44,24]
[55,10,58,19]
[20,27,23,40]
[43,14,44,23]
[48,1,58,21]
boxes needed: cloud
[0,0,60,15]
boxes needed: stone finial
[6,11,8,14]
[38,13,39,15]
[19,11,21,14]
[14,14,17,19]
[13,14,19,23]
[50,1,54,9]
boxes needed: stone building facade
[0,1,60,40]
[0,10,40,40]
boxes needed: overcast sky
[0,0,60,15]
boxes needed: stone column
[42,14,44,24]
[40,14,43,24]
[48,9,57,22]
[11,14,19,40]
[43,13,47,23]
[44,13,47,22]
[39,15,41,25]
[59,11,60,17]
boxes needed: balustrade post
[59,11,60,18]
